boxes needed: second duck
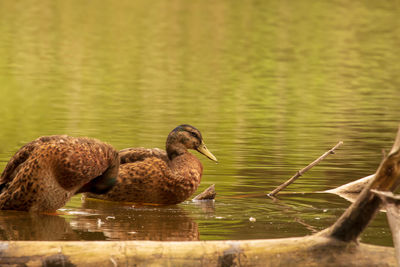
[86,124,217,205]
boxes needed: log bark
[372,190,400,267]
[325,174,375,195]
[0,237,395,267]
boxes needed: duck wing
[0,135,120,212]
[119,147,168,164]
[0,138,44,191]
[1,135,119,193]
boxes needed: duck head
[166,124,218,162]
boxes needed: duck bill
[197,141,218,162]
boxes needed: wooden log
[325,174,375,195]
[0,237,395,267]
[372,190,400,267]
[326,134,400,198]
[324,174,375,203]
[321,126,400,242]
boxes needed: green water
[0,0,400,245]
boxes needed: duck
[86,124,218,205]
[0,135,119,212]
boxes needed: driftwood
[1,127,400,266]
[320,126,400,242]
[325,174,375,202]
[192,184,216,201]
[0,236,395,267]
[326,174,375,195]
[268,141,343,196]
[372,190,400,267]
[325,142,395,201]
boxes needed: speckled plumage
[0,135,119,212]
[87,125,217,205]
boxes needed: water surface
[0,0,399,246]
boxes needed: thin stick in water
[268,141,343,197]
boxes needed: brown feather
[0,135,119,212]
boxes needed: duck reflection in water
[69,198,200,241]
[0,211,77,240]
[0,198,202,241]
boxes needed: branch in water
[192,184,216,201]
[268,141,343,197]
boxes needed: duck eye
[190,132,198,139]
